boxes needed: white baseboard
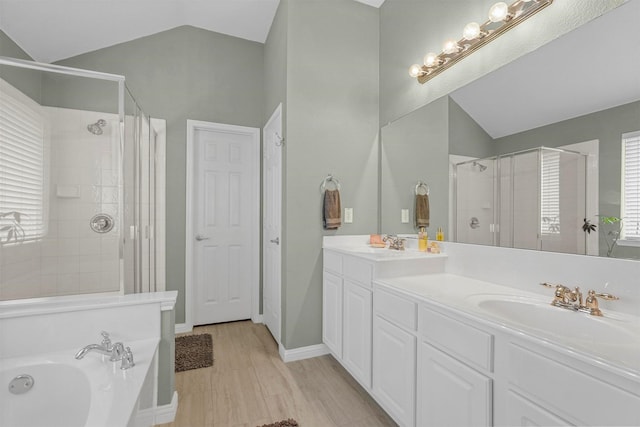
[252,314,264,324]
[175,323,192,334]
[154,391,179,425]
[278,343,330,363]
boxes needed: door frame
[184,119,260,330]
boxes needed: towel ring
[320,174,341,194]
[415,181,429,196]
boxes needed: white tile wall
[0,107,121,300]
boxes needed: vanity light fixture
[409,0,553,84]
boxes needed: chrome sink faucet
[75,331,135,369]
[383,235,406,250]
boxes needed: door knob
[270,237,280,245]
[195,234,210,241]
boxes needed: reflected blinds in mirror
[622,131,640,241]
[541,150,560,235]
[0,78,47,244]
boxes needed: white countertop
[375,273,640,379]
[0,291,178,319]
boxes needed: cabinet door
[417,341,492,427]
[372,316,416,427]
[322,271,343,358]
[505,390,571,426]
[343,280,372,389]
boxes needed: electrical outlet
[401,209,409,223]
[344,208,353,223]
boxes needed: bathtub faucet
[75,331,126,362]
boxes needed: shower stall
[454,147,588,254]
[0,57,164,301]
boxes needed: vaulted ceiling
[0,0,385,63]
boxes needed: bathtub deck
[157,320,396,427]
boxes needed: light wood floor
[157,320,397,427]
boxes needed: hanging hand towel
[415,193,430,228]
[323,189,341,230]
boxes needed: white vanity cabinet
[497,338,640,426]
[322,249,374,390]
[322,270,343,358]
[372,286,418,427]
[417,305,493,427]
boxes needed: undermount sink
[468,295,638,346]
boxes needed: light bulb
[423,52,439,67]
[463,22,481,40]
[409,64,423,78]
[488,2,509,22]
[442,39,459,55]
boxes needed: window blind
[0,79,46,244]
[622,131,640,241]
[541,150,560,235]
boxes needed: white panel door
[263,104,282,342]
[343,280,372,389]
[417,341,492,427]
[192,123,258,325]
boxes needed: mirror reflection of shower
[472,161,487,172]
[87,119,107,135]
[454,147,589,255]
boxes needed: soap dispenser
[418,227,428,251]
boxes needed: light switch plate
[401,209,409,223]
[344,208,353,223]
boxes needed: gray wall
[449,97,494,159]
[494,101,640,260]
[281,0,379,349]
[381,96,449,236]
[0,30,42,103]
[54,26,265,323]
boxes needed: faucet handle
[592,291,619,301]
[120,347,135,370]
[584,290,619,317]
[100,331,112,349]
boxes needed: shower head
[87,119,107,135]
[472,161,488,172]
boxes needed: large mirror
[381,1,640,260]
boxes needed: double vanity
[322,236,640,426]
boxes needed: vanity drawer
[419,306,493,373]
[344,256,373,288]
[374,287,417,331]
[323,250,343,275]
[508,343,640,426]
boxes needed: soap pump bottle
[418,227,428,251]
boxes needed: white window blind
[541,150,560,235]
[0,79,47,244]
[622,131,640,241]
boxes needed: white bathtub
[0,338,159,427]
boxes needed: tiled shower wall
[0,107,121,300]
